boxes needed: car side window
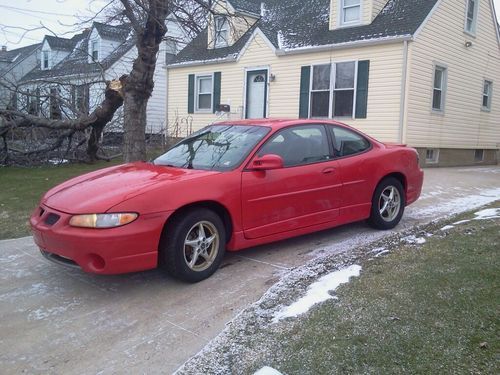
[331,126,370,157]
[258,125,331,167]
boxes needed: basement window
[474,149,484,162]
[425,149,439,164]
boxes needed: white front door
[245,70,267,119]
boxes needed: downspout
[165,65,169,138]
[398,40,409,143]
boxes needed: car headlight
[69,213,138,228]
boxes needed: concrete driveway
[1,166,499,374]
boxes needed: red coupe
[31,119,423,282]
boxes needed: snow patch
[474,208,500,220]
[374,249,390,258]
[440,225,455,231]
[254,366,283,375]
[273,265,361,322]
[402,235,426,245]
[453,219,471,225]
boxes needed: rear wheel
[368,177,405,230]
[160,208,226,282]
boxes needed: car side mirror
[250,154,284,171]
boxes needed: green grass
[0,161,121,239]
[263,215,500,374]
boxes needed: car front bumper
[30,205,171,274]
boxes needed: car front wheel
[368,177,405,230]
[160,208,226,282]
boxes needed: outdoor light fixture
[269,73,276,82]
[465,41,473,48]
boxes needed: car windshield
[154,125,270,171]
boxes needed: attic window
[42,51,50,69]
[214,16,229,48]
[91,40,99,61]
[341,0,361,26]
[464,0,479,34]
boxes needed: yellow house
[167,0,500,166]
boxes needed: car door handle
[322,167,336,174]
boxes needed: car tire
[368,177,405,230]
[160,208,226,283]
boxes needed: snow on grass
[253,366,284,375]
[440,225,455,231]
[412,188,500,219]
[402,235,426,245]
[453,219,471,225]
[474,208,500,220]
[273,265,361,322]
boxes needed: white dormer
[329,0,389,30]
[88,28,101,63]
[208,0,259,49]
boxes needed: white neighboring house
[0,44,41,110]
[17,18,191,134]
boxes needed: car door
[241,124,341,239]
[328,125,375,222]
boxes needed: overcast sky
[1,0,500,49]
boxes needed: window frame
[464,0,479,36]
[425,148,440,164]
[474,149,484,162]
[91,40,99,61]
[309,60,359,119]
[42,51,50,70]
[481,80,492,111]
[339,0,362,27]
[432,65,447,113]
[327,124,372,159]
[255,124,334,168]
[195,73,214,112]
[214,16,229,48]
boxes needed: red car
[31,119,423,282]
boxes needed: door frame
[244,67,269,119]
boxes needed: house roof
[0,43,41,76]
[45,35,80,51]
[94,22,131,41]
[228,0,261,15]
[170,0,439,65]
[20,24,135,82]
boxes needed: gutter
[399,40,409,143]
[168,35,413,68]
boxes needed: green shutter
[213,72,221,113]
[188,74,195,114]
[355,60,370,119]
[299,66,311,119]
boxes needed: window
[465,0,479,34]
[311,65,331,117]
[482,80,492,110]
[474,149,484,162]
[42,51,50,69]
[432,66,447,111]
[425,149,439,164]
[310,61,357,118]
[334,62,356,117]
[72,84,90,114]
[258,125,331,167]
[91,40,99,61]
[341,0,361,25]
[331,126,370,157]
[9,93,18,110]
[214,16,229,48]
[196,75,213,111]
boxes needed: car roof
[215,118,349,131]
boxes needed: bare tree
[0,0,250,165]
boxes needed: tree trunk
[123,93,147,162]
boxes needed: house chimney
[1,46,7,52]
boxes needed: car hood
[43,162,220,214]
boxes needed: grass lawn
[0,161,121,239]
[182,207,499,374]
[273,215,499,374]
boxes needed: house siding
[168,32,405,141]
[405,0,500,150]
